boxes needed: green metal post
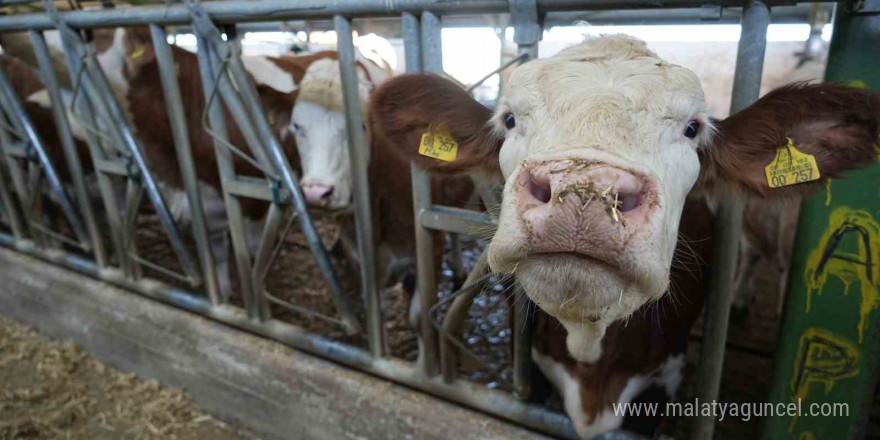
[764,4,880,440]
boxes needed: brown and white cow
[368,35,879,438]
[3,28,387,299]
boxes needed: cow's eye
[684,120,700,139]
[504,113,516,130]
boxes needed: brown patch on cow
[698,82,880,200]
[123,39,304,217]
[91,27,119,54]
[358,73,492,292]
[532,197,713,430]
[0,54,46,99]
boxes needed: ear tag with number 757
[764,137,821,188]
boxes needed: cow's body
[370,35,879,439]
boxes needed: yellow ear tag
[764,137,821,188]
[130,46,146,59]
[418,128,458,162]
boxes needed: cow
[367,35,879,438]
[3,27,388,301]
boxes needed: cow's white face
[293,58,386,209]
[487,36,713,362]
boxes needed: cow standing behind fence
[0,27,391,301]
[370,35,879,439]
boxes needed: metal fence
[0,1,801,439]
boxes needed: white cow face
[373,34,880,363]
[487,37,712,361]
[292,57,388,210]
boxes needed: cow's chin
[515,253,656,363]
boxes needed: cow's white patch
[241,56,297,93]
[291,56,390,210]
[96,28,131,118]
[657,353,685,397]
[26,89,92,143]
[533,348,685,439]
[291,100,351,209]
[559,318,608,363]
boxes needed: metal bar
[690,2,769,440]
[413,10,442,377]
[421,11,443,73]
[224,178,290,203]
[0,68,91,249]
[402,12,422,74]
[0,231,579,440]
[0,0,802,31]
[420,206,496,237]
[440,251,489,382]
[150,24,221,304]
[466,53,528,93]
[334,14,382,350]
[30,31,106,266]
[251,201,283,321]
[0,159,24,239]
[194,33,256,307]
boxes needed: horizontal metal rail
[0,0,801,30]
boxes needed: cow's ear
[698,83,879,199]
[368,73,502,177]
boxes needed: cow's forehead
[504,35,706,120]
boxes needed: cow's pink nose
[514,159,656,258]
[302,183,334,206]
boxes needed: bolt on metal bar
[47,15,202,286]
[690,2,769,440]
[334,14,383,354]
[29,30,106,267]
[150,24,222,304]
[0,67,91,249]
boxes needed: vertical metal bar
[510,5,539,399]
[194,33,257,310]
[402,12,422,74]
[421,11,443,73]
[414,10,442,376]
[0,161,23,239]
[29,30,106,267]
[0,95,38,241]
[690,2,769,440]
[150,24,221,304]
[334,14,382,356]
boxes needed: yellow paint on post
[788,327,860,432]
[804,207,880,342]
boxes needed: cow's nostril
[618,192,641,213]
[321,186,335,200]
[528,177,552,204]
